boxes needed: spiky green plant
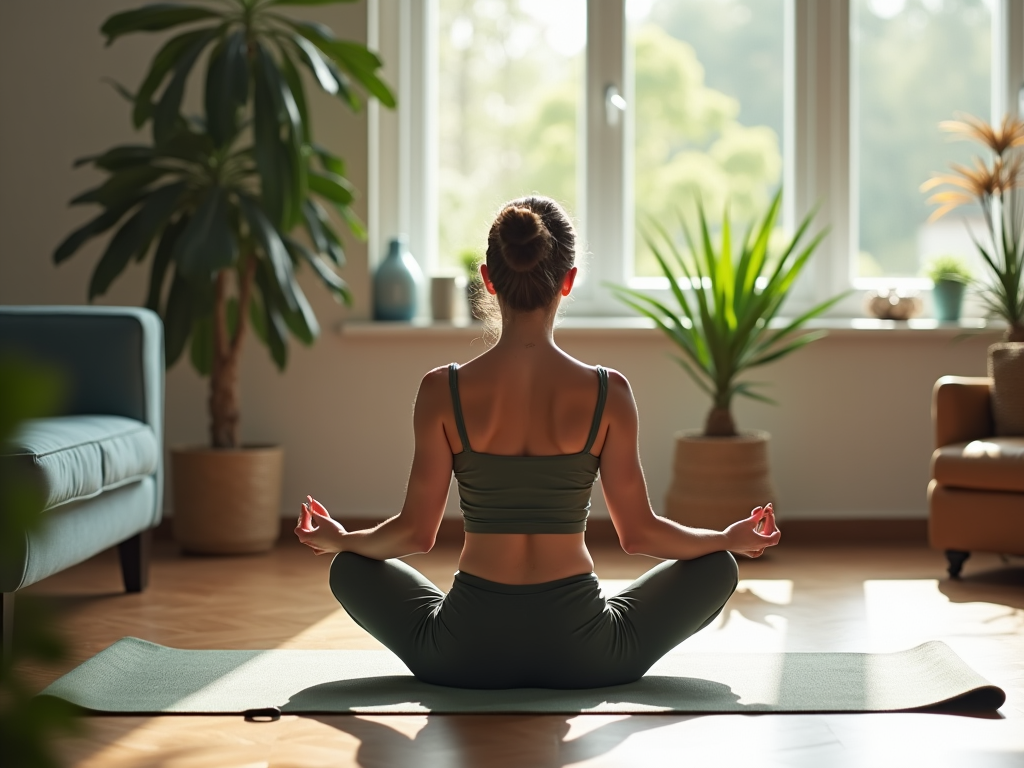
[54,0,395,448]
[609,190,846,437]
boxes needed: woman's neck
[494,305,559,352]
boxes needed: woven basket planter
[171,445,284,554]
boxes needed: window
[371,0,1019,318]
[852,0,992,282]
[437,0,586,273]
[630,0,786,279]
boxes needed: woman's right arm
[598,370,780,560]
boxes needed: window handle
[605,84,626,127]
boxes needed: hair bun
[497,206,552,272]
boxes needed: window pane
[853,0,991,280]
[438,0,585,272]
[630,0,786,278]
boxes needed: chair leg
[119,530,152,593]
[946,550,970,579]
[2,591,13,660]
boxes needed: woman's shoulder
[415,365,455,409]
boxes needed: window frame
[369,0,1024,320]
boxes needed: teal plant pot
[374,237,423,321]
[932,279,966,323]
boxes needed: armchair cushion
[932,438,1024,493]
[3,415,159,510]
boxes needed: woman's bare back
[444,346,608,583]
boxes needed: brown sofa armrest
[933,376,993,448]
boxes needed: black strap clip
[243,706,281,722]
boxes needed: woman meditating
[295,195,780,689]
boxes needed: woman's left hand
[294,495,347,555]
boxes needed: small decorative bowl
[864,289,922,321]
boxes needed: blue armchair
[0,306,164,651]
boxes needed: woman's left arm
[294,368,454,559]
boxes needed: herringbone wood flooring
[17,536,1024,767]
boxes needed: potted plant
[608,191,844,529]
[54,0,395,553]
[924,254,973,323]
[923,113,1024,439]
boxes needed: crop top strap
[448,363,473,453]
[582,366,609,454]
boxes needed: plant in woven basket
[608,190,846,437]
[922,113,1024,341]
[54,0,395,448]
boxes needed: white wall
[0,1,997,524]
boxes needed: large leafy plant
[610,191,845,437]
[55,0,395,448]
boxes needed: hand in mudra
[294,495,347,555]
[725,503,780,558]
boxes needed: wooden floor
[17,535,1024,768]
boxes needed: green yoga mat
[41,637,1005,715]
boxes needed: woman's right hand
[294,495,348,555]
[724,504,780,558]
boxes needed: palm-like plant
[609,191,845,437]
[922,113,1024,341]
[55,0,395,448]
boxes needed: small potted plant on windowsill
[924,255,973,323]
[460,249,487,322]
[55,0,394,554]
[608,190,845,530]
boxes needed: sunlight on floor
[863,579,1024,652]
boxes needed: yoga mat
[41,637,1005,715]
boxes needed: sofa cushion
[3,415,159,510]
[932,438,1024,493]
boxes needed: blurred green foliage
[0,356,82,768]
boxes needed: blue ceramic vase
[373,237,423,321]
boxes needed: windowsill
[338,316,1004,339]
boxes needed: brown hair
[485,196,576,312]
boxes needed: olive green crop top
[449,363,607,534]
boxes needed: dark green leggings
[329,550,738,689]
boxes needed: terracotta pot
[171,445,284,554]
[664,431,778,531]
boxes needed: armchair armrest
[933,376,993,448]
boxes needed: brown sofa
[928,376,1024,578]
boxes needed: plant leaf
[238,194,298,311]
[101,4,221,45]
[257,44,304,229]
[254,261,289,369]
[74,145,155,171]
[153,27,221,145]
[71,165,169,208]
[252,49,291,228]
[162,270,194,367]
[284,235,351,304]
[53,196,144,264]
[205,30,249,147]
[281,20,395,108]
[132,28,212,128]
[88,181,189,299]
[173,187,239,278]
[309,171,355,205]
[146,216,187,311]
